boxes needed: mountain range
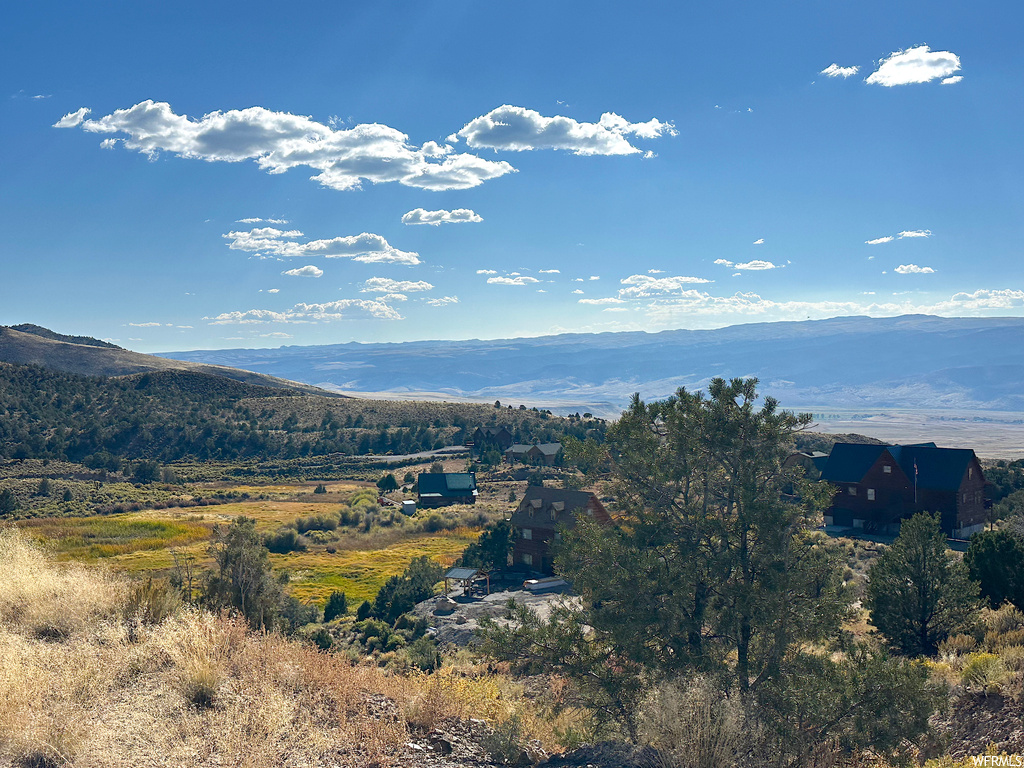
[157,315,1024,415]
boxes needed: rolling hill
[0,325,338,397]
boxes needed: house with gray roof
[820,442,986,538]
[505,442,562,466]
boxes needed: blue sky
[2,1,1022,352]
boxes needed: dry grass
[0,526,568,768]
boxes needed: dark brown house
[820,442,985,538]
[508,486,611,574]
[471,426,514,453]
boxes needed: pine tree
[867,512,980,655]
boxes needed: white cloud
[734,260,780,271]
[128,321,162,327]
[380,293,408,302]
[53,107,91,128]
[282,265,323,278]
[752,238,764,245]
[898,229,932,239]
[589,275,600,281]
[487,276,540,286]
[648,269,664,274]
[820,64,860,78]
[538,269,560,274]
[176,325,193,329]
[579,297,626,305]
[895,263,936,274]
[603,307,630,313]
[224,227,420,264]
[476,269,498,275]
[572,278,584,282]
[401,208,483,226]
[865,45,962,87]
[714,258,734,267]
[261,332,294,339]
[426,295,459,306]
[361,277,434,293]
[66,100,516,191]
[865,236,895,245]
[238,217,289,224]
[457,105,676,156]
[572,289,584,294]
[266,288,280,294]
[618,274,713,298]
[206,298,403,324]
[942,75,964,85]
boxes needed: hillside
[0,361,599,466]
[160,315,1024,414]
[0,325,336,397]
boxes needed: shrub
[938,634,977,656]
[961,653,1007,693]
[482,714,527,765]
[313,483,327,494]
[264,527,306,554]
[986,604,1024,635]
[356,600,372,621]
[406,636,441,672]
[123,577,181,629]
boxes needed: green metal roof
[417,472,477,496]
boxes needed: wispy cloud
[224,227,420,264]
[486,275,541,286]
[538,269,560,274]
[820,63,860,78]
[401,208,483,226]
[238,217,289,224]
[734,260,780,271]
[894,264,936,274]
[128,321,162,327]
[281,265,323,278]
[752,238,765,245]
[866,229,932,245]
[618,274,712,298]
[942,75,964,85]
[425,295,459,306]
[59,100,516,191]
[476,269,498,275]
[457,105,676,156]
[206,298,403,324]
[866,45,962,86]
[361,277,434,293]
[713,259,779,270]
[578,297,625,305]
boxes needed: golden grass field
[16,482,483,606]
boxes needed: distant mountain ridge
[0,325,340,397]
[159,315,1024,414]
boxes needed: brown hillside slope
[0,326,341,397]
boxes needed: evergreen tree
[204,517,285,630]
[323,591,348,622]
[867,512,980,655]
[0,488,17,514]
[964,529,1024,610]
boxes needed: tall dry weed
[0,527,123,640]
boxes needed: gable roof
[418,472,478,497]
[819,444,889,483]
[820,442,978,491]
[891,445,976,491]
[476,426,511,437]
[506,442,561,456]
[509,486,610,529]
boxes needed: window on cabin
[867,489,875,501]
[969,467,973,480]
[522,528,532,540]
[522,553,533,566]
[848,486,857,496]
[883,465,891,474]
